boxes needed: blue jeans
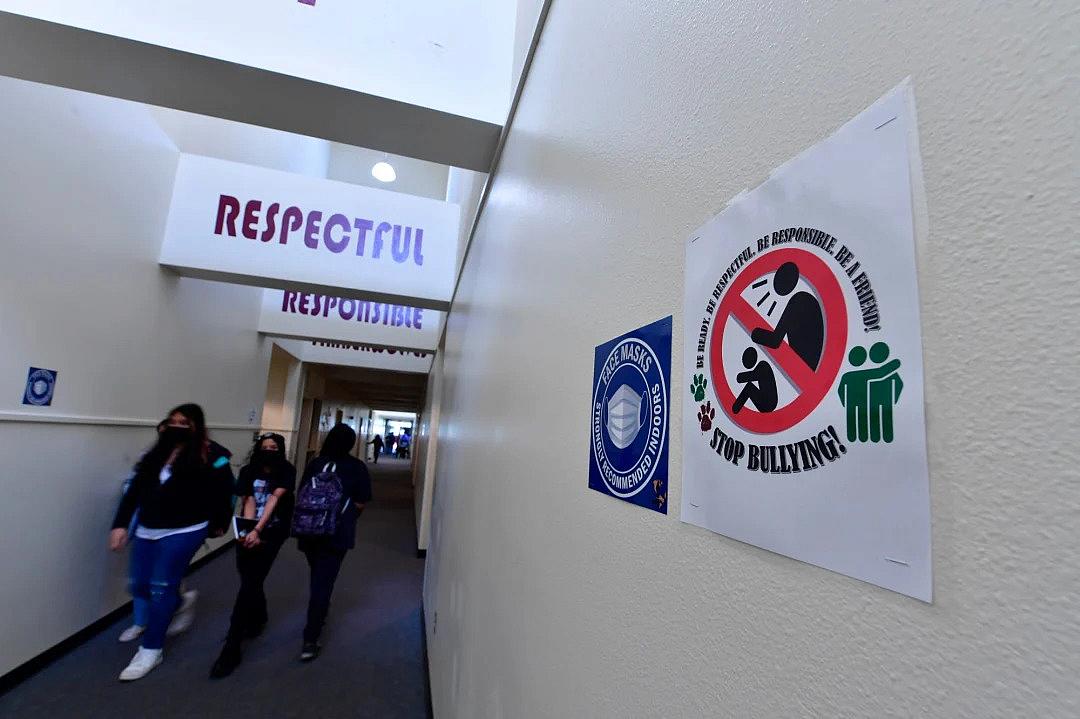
[129,529,206,649]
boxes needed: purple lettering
[391,226,412,263]
[371,304,382,324]
[338,299,356,320]
[391,305,405,326]
[414,308,423,330]
[261,203,280,242]
[297,293,311,315]
[304,211,323,249]
[373,222,391,259]
[324,213,351,253]
[280,206,303,244]
[413,228,425,266]
[281,291,298,313]
[242,200,262,240]
[323,297,338,317]
[353,218,373,256]
[214,194,240,236]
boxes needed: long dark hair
[321,424,357,460]
[247,432,288,467]
[138,403,209,475]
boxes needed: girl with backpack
[291,423,372,661]
[210,433,296,678]
[109,403,235,681]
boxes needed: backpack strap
[312,462,337,489]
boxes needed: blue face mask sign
[589,316,672,513]
[23,367,58,407]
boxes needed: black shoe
[210,642,242,679]
[299,642,321,662]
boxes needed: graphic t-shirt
[251,478,272,519]
[235,463,296,537]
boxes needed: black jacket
[113,442,235,533]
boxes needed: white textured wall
[0,77,271,676]
[414,348,445,551]
[424,1,1079,717]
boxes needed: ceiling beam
[0,11,501,172]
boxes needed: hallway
[0,458,430,718]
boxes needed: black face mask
[160,426,192,447]
[254,449,280,467]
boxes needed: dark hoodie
[113,441,235,534]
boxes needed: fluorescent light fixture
[371,161,396,183]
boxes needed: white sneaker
[118,624,145,643]
[166,590,198,637]
[119,648,163,681]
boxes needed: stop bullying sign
[681,81,933,602]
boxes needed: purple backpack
[291,462,346,537]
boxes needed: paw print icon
[697,401,715,432]
[690,373,708,402]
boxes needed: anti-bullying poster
[681,81,932,601]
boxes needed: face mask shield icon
[606,384,646,450]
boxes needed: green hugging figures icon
[690,374,708,403]
[837,342,903,443]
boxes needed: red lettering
[261,203,280,242]
[242,200,262,240]
[280,206,303,244]
[214,194,240,236]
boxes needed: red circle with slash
[709,247,848,434]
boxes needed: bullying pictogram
[688,225,906,476]
[709,248,848,435]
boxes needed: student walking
[368,434,384,464]
[109,404,234,681]
[292,424,372,661]
[210,433,296,678]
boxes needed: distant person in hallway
[292,423,372,662]
[109,403,235,682]
[385,432,397,458]
[397,431,411,459]
[210,433,296,679]
[368,433,384,463]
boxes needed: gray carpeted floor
[0,457,430,718]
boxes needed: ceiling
[308,364,428,413]
[150,105,453,200]
[0,0,517,123]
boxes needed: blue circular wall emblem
[24,368,56,406]
[591,337,668,497]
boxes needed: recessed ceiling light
[371,161,396,183]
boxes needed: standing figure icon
[750,261,825,371]
[837,342,903,442]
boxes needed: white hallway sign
[681,81,932,601]
[257,290,441,352]
[301,341,434,374]
[160,154,461,309]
